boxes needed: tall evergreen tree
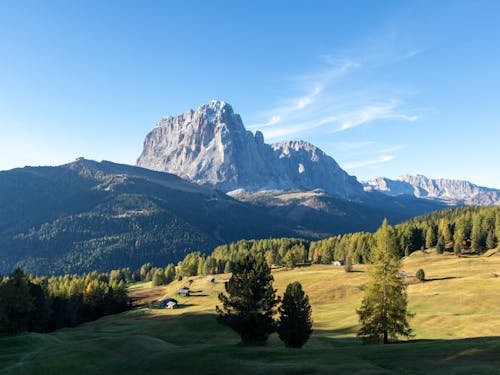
[436,235,445,254]
[357,220,414,344]
[277,282,313,348]
[486,230,497,250]
[496,209,500,241]
[425,225,437,249]
[216,255,278,345]
[0,269,34,335]
[471,215,486,252]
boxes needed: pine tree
[496,209,500,242]
[425,225,437,249]
[216,255,278,345]
[471,215,486,253]
[357,220,414,344]
[277,282,313,348]
[0,269,34,335]
[151,268,167,286]
[164,264,176,284]
[436,235,445,254]
[454,240,462,255]
[486,230,497,250]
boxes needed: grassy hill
[1,250,499,374]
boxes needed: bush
[416,268,425,282]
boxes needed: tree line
[0,268,128,335]
[155,206,499,283]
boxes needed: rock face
[363,175,500,206]
[137,100,365,199]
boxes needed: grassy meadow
[1,250,499,374]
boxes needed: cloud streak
[247,51,421,143]
[343,155,395,169]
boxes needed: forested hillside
[0,159,293,275]
[168,206,499,280]
[0,158,446,276]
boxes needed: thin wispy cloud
[343,155,395,169]
[247,58,359,133]
[334,102,419,132]
[247,53,421,142]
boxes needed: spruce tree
[277,282,313,348]
[486,230,497,250]
[357,220,414,344]
[471,214,485,253]
[216,255,278,345]
[436,235,445,254]
[425,225,437,249]
[0,269,34,335]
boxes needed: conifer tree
[486,230,497,250]
[357,220,414,344]
[277,282,313,348]
[164,264,176,284]
[425,225,437,249]
[436,235,445,254]
[216,255,278,344]
[471,215,486,252]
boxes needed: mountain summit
[137,101,364,199]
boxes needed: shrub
[416,268,425,282]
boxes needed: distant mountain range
[363,175,500,206]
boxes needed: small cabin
[400,271,410,278]
[206,276,215,283]
[332,260,345,266]
[159,297,178,308]
[178,287,190,297]
[166,301,177,309]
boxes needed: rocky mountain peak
[363,174,500,206]
[137,101,365,199]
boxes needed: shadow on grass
[425,276,461,281]
[1,309,499,375]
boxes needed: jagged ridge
[363,174,500,206]
[137,100,364,199]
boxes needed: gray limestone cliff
[137,101,364,200]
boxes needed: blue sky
[1,1,499,187]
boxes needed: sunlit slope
[1,251,499,374]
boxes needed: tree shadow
[425,276,461,282]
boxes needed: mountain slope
[0,159,448,275]
[136,100,364,199]
[363,175,500,205]
[0,159,294,275]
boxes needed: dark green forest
[0,269,128,335]
[1,205,498,337]
[171,206,500,279]
[0,158,446,276]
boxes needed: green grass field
[1,250,499,374]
